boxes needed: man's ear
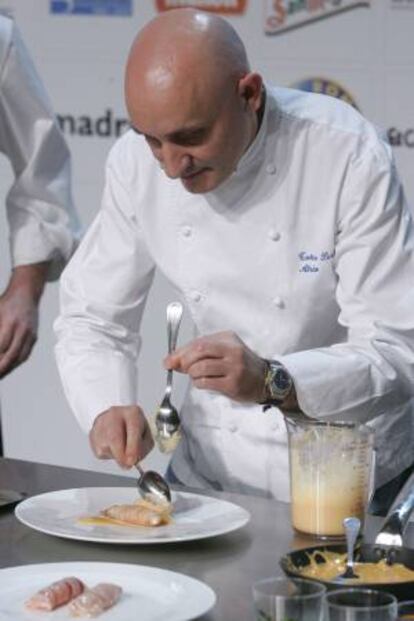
[238,73,263,113]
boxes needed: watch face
[275,368,291,391]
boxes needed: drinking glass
[326,588,398,620]
[252,576,326,620]
[398,601,414,620]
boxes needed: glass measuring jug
[286,419,374,539]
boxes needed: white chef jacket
[0,14,79,278]
[55,85,414,501]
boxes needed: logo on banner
[264,0,370,35]
[57,109,130,138]
[292,78,360,110]
[387,127,414,147]
[50,0,132,15]
[155,0,247,14]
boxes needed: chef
[0,13,79,453]
[55,8,414,503]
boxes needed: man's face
[127,78,255,194]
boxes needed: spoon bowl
[135,463,171,505]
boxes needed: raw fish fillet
[25,576,84,610]
[69,583,122,617]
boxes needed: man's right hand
[89,405,154,468]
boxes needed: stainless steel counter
[0,458,408,620]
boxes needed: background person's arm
[0,17,79,376]
[0,263,47,377]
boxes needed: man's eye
[181,136,204,146]
[174,130,208,146]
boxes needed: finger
[193,375,237,399]
[124,410,142,466]
[0,322,15,355]
[171,340,228,373]
[90,414,128,467]
[89,430,113,460]
[137,421,154,462]
[16,332,36,364]
[104,421,128,467]
[0,325,25,377]
[165,331,237,370]
[187,359,227,380]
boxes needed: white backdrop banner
[0,0,412,474]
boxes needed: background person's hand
[89,405,154,468]
[165,330,267,403]
[0,264,48,378]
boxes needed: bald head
[124,9,263,193]
[125,9,250,117]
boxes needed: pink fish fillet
[25,576,85,611]
[69,583,122,617]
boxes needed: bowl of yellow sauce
[280,543,414,601]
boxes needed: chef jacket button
[273,296,285,309]
[182,226,192,237]
[269,229,281,242]
[191,291,202,303]
[266,162,277,175]
[229,424,238,433]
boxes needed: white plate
[0,561,216,621]
[15,487,250,544]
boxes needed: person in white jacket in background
[55,8,414,511]
[0,13,79,453]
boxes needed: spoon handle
[344,516,360,568]
[135,463,144,477]
[167,302,183,354]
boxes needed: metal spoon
[134,463,171,504]
[338,516,361,579]
[154,301,183,443]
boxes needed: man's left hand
[165,330,267,402]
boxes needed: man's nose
[160,145,191,179]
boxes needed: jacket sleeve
[54,140,156,432]
[0,17,80,279]
[279,135,414,422]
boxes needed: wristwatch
[260,360,293,407]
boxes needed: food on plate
[295,549,414,583]
[69,583,122,617]
[79,495,172,528]
[25,576,85,611]
[102,496,172,526]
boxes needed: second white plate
[0,561,216,621]
[15,487,250,544]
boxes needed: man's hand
[165,331,267,403]
[89,405,154,468]
[0,263,49,378]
